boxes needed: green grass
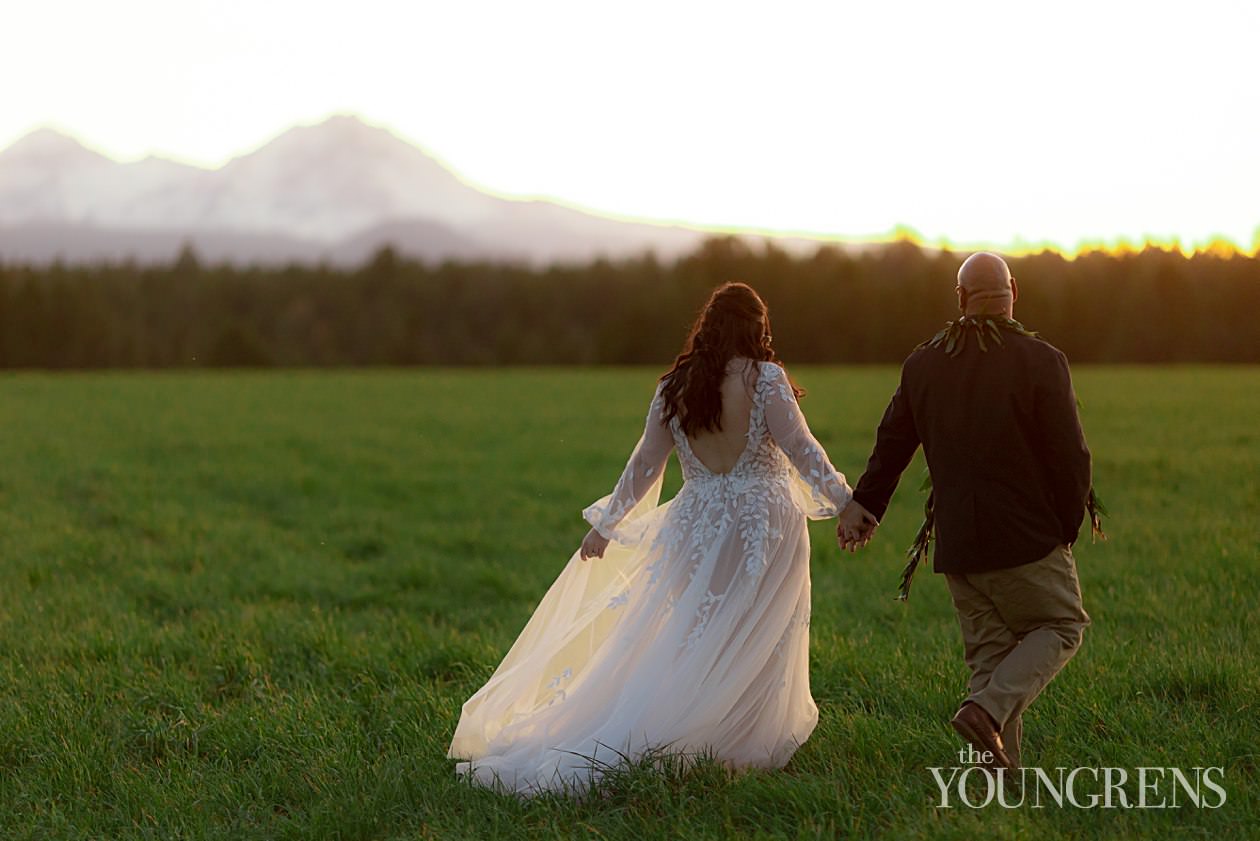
[0,367,1256,840]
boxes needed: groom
[837,252,1092,770]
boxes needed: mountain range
[0,116,824,266]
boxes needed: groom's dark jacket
[852,329,1091,574]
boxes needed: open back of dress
[685,360,756,475]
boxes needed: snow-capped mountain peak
[0,115,714,264]
[0,127,108,165]
[197,115,501,239]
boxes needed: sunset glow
[4,0,1259,256]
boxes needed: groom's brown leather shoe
[951,702,1017,771]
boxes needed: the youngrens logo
[930,746,1227,809]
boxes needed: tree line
[0,237,1256,368]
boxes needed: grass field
[0,366,1256,840]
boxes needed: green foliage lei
[896,316,1107,601]
[921,314,1040,356]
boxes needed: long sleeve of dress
[759,362,853,518]
[582,385,675,544]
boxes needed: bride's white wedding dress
[448,360,852,795]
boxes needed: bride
[448,282,855,795]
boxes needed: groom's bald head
[957,252,1018,317]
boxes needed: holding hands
[837,501,878,552]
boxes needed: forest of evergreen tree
[1,237,1256,367]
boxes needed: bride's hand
[580,528,611,560]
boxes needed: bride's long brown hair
[659,282,802,436]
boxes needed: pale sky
[4,0,1259,252]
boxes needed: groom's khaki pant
[945,544,1089,767]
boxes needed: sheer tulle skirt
[448,475,819,795]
